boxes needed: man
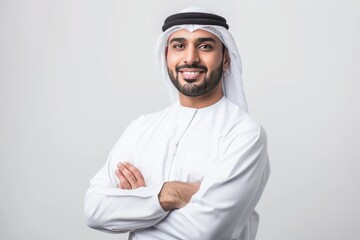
[85,6,270,240]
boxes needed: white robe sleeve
[138,122,270,239]
[84,120,167,233]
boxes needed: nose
[183,46,199,64]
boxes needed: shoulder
[222,99,267,144]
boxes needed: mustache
[176,63,208,72]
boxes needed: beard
[167,62,224,97]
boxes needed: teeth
[183,72,200,75]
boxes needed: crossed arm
[115,162,200,211]
[85,124,269,238]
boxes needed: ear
[223,48,230,70]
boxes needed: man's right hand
[158,181,200,212]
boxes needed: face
[166,29,229,98]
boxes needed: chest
[134,116,222,184]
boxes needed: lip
[178,68,205,80]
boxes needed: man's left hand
[115,162,146,189]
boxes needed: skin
[115,162,145,189]
[115,162,200,211]
[115,29,230,211]
[166,29,230,108]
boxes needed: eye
[172,43,185,49]
[199,44,213,50]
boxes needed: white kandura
[85,97,270,240]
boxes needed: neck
[178,83,224,108]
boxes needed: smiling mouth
[179,70,205,80]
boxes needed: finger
[119,164,138,188]
[123,162,146,186]
[115,169,121,180]
[115,170,124,189]
[117,170,132,189]
[117,162,123,169]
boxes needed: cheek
[166,50,185,66]
[203,52,223,67]
[206,59,222,71]
[166,56,177,68]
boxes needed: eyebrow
[169,37,186,44]
[169,37,217,44]
[196,37,217,44]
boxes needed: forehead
[168,29,222,44]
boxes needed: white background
[1,0,359,239]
